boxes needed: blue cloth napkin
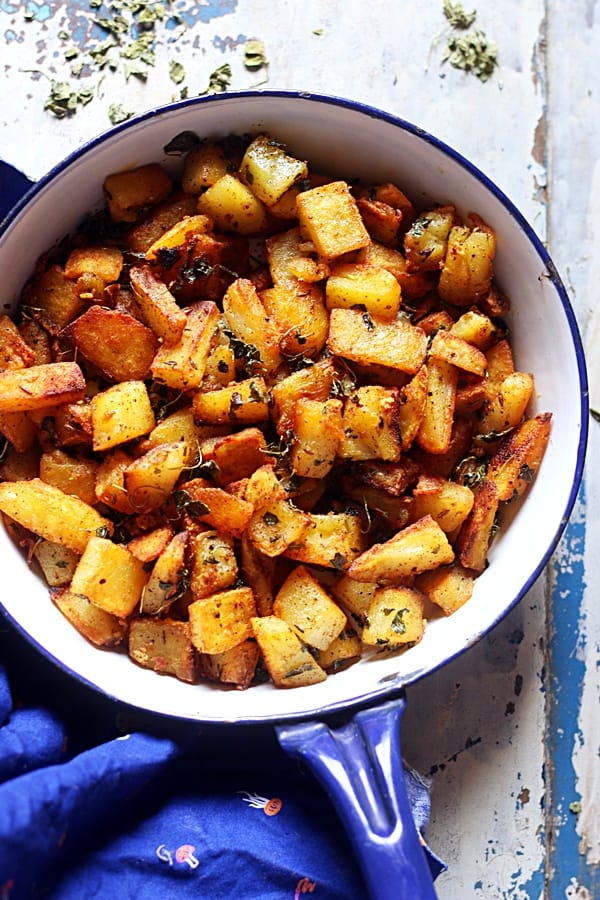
[0,160,445,899]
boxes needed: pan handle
[277,694,438,900]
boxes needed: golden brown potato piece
[327,308,427,375]
[0,362,85,414]
[129,265,188,347]
[251,615,327,688]
[362,586,426,648]
[348,515,455,582]
[22,264,85,335]
[103,163,173,223]
[438,217,496,306]
[455,479,501,573]
[197,174,267,235]
[273,565,347,650]
[240,134,309,206]
[53,589,127,648]
[189,586,257,654]
[486,412,552,502]
[296,181,370,259]
[129,618,198,683]
[0,478,112,553]
[70,536,148,617]
[91,380,155,452]
[150,301,220,390]
[416,563,476,615]
[60,307,159,382]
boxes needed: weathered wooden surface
[0,1,597,896]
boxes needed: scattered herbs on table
[435,2,499,82]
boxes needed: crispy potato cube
[103,163,173,223]
[189,586,257,654]
[415,359,458,455]
[128,617,198,683]
[204,343,236,388]
[70,536,148,617]
[151,301,220,390]
[190,530,238,600]
[129,265,187,347]
[403,206,455,272]
[202,427,274,486]
[327,308,427,374]
[240,134,309,206]
[91,380,155,452]
[450,310,498,349]
[273,565,347,650]
[199,639,260,690]
[64,246,123,284]
[192,377,270,426]
[128,525,174,563]
[144,214,212,262]
[285,512,367,570]
[486,412,552,502]
[183,480,254,538]
[356,198,403,246]
[362,586,426,648]
[33,539,80,586]
[0,444,39,482]
[250,615,327,688]
[53,590,127,647]
[353,458,421,498]
[0,315,36,370]
[290,397,343,478]
[18,318,53,366]
[140,531,188,615]
[484,339,515,399]
[246,498,312,557]
[222,278,282,373]
[318,626,362,673]
[182,141,229,193]
[330,574,377,627]
[61,307,159,383]
[478,372,535,436]
[39,448,98,506]
[0,411,37,454]
[438,218,496,306]
[410,475,474,533]
[0,362,85,414]
[197,174,267,235]
[348,514,455,582]
[124,442,188,512]
[238,464,285,507]
[356,241,434,299]
[0,478,112,553]
[342,479,413,531]
[429,330,487,376]
[126,191,198,253]
[326,263,401,319]
[397,366,428,451]
[94,448,135,514]
[338,386,402,462]
[240,532,277,616]
[455,479,501,573]
[296,181,370,259]
[270,359,337,435]
[141,406,226,464]
[415,563,475,615]
[23,264,85,334]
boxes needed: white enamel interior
[0,92,587,724]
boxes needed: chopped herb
[164,130,200,155]
[95,525,110,539]
[443,0,477,29]
[108,102,132,125]
[244,39,268,70]
[263,511,280,527]
[390,608,409,635]
[44,81,94,119]
[169,59,186,85]
[201,63,232,95]
[442,28,498,82]
[284,663,314,679]
[454,455,487,487]
[329,552,348,571]
[172,489,209,518]
[518,463,535,483]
